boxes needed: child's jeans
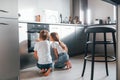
[54,52,69,68]
[37,63,52,69]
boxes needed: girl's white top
[34,40,52,64]
[51,41,66,54]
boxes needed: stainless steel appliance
[27,23,49,52]
[0,0,19,80]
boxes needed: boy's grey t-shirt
[34,40,52,64]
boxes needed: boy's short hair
[39,30,49,40]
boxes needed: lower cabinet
[60,26,76,56]
[49,24,85,56]
[75,26,86,54]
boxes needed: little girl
[34,30,52,76]
[50,32,72,69]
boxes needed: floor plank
[20,55,116,80]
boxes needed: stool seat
[85,26,116,33]
[81,26,116,80]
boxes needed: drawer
[0,0,18,18]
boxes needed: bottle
[64,17,68,23]
[107,17,111,24]
[60,14,62,23]
[69,16,73,24]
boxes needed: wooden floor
[20,55,116,80]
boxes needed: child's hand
[54,59,58,63]
[35,39,39,42]
[34,51,38,60]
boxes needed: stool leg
[112,32,116,58]
[91,33,96,80]
[81,44,88,77]
[81,33,90,77]
[104,32,109,76]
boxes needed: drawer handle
[0,23,8,25]
[0,10,8,13]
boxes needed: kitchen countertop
[19,21,84,26]
[19,21,116,27]
[88,23,116,26]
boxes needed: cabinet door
[50,25,76,56]
[0,18,19,79]
[49,25,62,37]
[61,26,76,56]
[75,26,85,54]
[19,23,28,43]
[0,0,18,18]
[19,23,28,54]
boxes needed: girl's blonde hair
[39,30,49,40]
[50,32,59,41]
[50,32,68,52]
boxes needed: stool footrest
[86,41,115,44]
[85,55,116,62]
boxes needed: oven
[27,23,49,52]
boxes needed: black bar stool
[81,26,116,80]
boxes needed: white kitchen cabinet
[60,25,76,56]
[19,23,28,54]
[49,24,85,56]
[49,25,62,38]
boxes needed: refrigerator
[0,0,19,80]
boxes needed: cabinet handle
[0,23,8,25]
[0,10,8,13]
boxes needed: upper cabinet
[102,0,120,5]
[0,0,18,18]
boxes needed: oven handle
[27,31,39,33]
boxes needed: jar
[35,15,40,22]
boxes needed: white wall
[87,0,116,54]
[88,0,114,24]
[18,0,70,22]
[18,0,37,21]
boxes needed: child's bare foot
[69,61,72,68]
[43,68,52,76]
[66,61,72,69]
[40,69,46,73]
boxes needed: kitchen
[0,0,120,80]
